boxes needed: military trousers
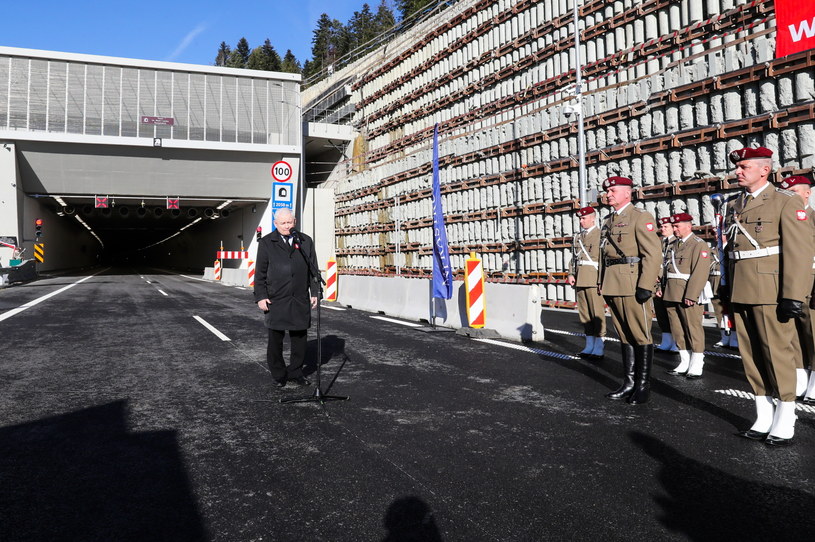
[732,303,798,401]
[665,301,705,352]
[792,296,815,371]
[604,295,653,346]
[576,287,607,337]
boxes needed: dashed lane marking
[179,274,209,282]
[474,338,580,360]
[370,315,422,327]
[715,389,815,415]
[193,315,231,341]
[157,289,168,296]
[545,328,741,359]
[0,271,105,323]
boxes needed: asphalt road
[1,268,813,542]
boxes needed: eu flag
[431,124,453,299]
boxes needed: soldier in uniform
[598,176,662,404]
[776,175,815,401]
[660,213,711,378]
[722,147,813,445]
[654,217,679,353]
[567,206,606,360]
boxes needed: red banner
[776,0,815,58]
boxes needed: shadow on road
[0,400,206,542]
[381,495,444,542]
[631,431,815,540]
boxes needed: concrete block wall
[324,0,814,309]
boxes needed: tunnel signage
[141,116,175,126]
[271,161,293,182]
[271,182,294,232]
[166,197,180,210]
[94,196,109,209]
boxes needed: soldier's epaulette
[775,187,797,197]
[692,236,706,244]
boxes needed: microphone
[290,228,302,250]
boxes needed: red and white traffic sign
[271,161,293,182]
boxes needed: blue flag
[431,124,453,300]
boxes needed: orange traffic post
[465,252,486,328]
[247,260,255,287]
[213,259,221,281]
[325,258,338,301]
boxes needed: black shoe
[666,369,687,376]
[274,380,287,389]
[291,377,311,387]
[802,397,815,405]
[587,354,604,361]
[765,435,793,447]
[606,344,636,400]
[737,429,768,441]
[685,374,703,380]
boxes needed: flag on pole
[431,124,453,300]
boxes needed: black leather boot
[628,344,654,404]
[606,343,636,400]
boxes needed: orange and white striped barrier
[465,252,486,328]
[247,260,255,287]
[325,258,338,301]
[213,259,221,281]
[217,250,249,259]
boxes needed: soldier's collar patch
[796,210,808,221]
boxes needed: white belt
[578,260,599,268]
[728,246,780,260]
[666,272,690,281]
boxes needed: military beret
[658,216,672,225]
[602,176,633,189]
[576,206,596,217]
[670,212,694,224]
[779,175,812,189]
[729,146,773,164]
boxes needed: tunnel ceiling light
[53,196,68,207]
[137,217,204,252]
[216,200,233,210]
[73,214,104,248]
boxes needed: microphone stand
[280,232,349,407]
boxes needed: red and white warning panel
[465,252,486,329]
[325,258,338,301]
[217,251,249,259]
[213,259,222,281]
[247,260,255,287]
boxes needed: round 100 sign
[271,161,293,182]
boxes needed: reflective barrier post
[213,259,221,281]
[465,252,486,328]
[325,258,338,301]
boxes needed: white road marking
[193,315,231,341]
[157,289,168,296]
[714,389,814,415]
[474,338,580,360]
[322,305,346,311]
[179,274,209,282]
[0,272,101,323]
[370,315,423,327]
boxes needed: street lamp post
[573,0,588,207]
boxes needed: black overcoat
[253,230,319,330]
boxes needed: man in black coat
[254,207,319,388]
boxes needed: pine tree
[349,4,377,51]
[396,0,436,20]
[281,50,302,74]
[310,14,346,75]
[214,42,231,67]
[247,39,282,71]
[374,0,396,34]
[227,37,251,68]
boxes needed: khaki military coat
[569,226,600,288]
[724,187,814,304]
[598,204,662,296]
[662,234,712,303]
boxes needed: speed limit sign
[271,161,293,182]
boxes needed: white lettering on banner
[790,18,815,42]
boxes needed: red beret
[779,175,812,189]
[729,146,773,164]
[658,217,672,225]
[602,176,633,189]
[576,206,596,217]
[670,213,694,224]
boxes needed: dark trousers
[267,329,307,382]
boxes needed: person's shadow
[303,334,348,392]
[382,496,444,542]
[631,431,815,540]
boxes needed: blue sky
[1,0,370,67]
